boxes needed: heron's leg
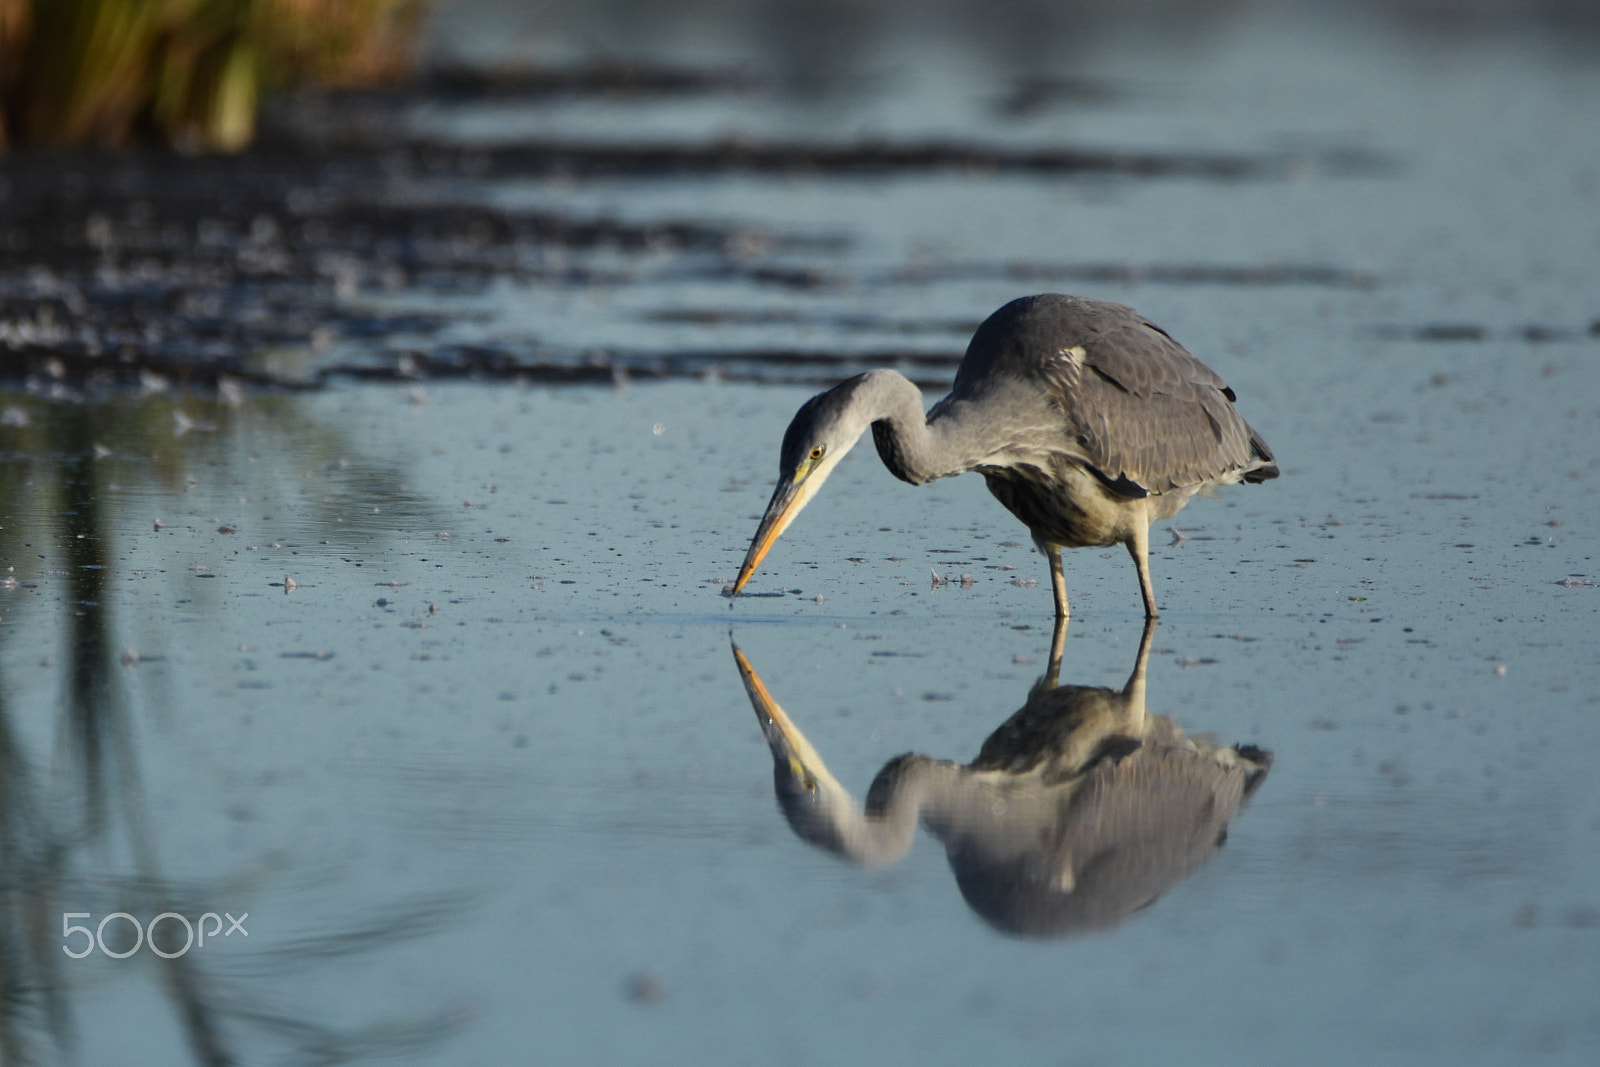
[1122,615,1156,728]
[1126,521,1158,619]
[1047,543,1069,621]
[1045,611,1069,687]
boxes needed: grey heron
[732,620,1273,937]
[731,293,1279,618]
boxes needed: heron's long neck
[832,757,959,866]
[788,757,959,868]
[854,370,976,485]
[827,785,923,867]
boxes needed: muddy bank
[1,65,1388,396]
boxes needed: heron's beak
[731,639,918,868]
[731,463,830,595]
[731,643,834,790]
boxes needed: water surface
[2,3,1598,1064]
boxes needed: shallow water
[3,3,1599,1065]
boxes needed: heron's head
[732,641,923,866]
[731,377,874,595]
[732,643,863,853]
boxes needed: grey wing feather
[1039,314,1269,493]
[945,295,1276,494]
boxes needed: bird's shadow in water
[731,619,1272,938]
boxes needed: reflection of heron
[731,294,1279,618]
[733,620,1271,937]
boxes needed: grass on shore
[0,0,424,152]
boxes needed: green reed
[0,0,424,151]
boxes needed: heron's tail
[1242,429,1279,483]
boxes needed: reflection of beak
[732,643,832,787]
[731,468,824,595]
[732,638,921,867]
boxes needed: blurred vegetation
[0,0,425,152]
[0,386,457,1063]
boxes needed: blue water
[2,2,1598,1064]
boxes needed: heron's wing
[1037,317,1270,493]
[942,295,1276,492]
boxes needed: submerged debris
[622,969,667,1005]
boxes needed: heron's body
[732,293,1279,618]
[733,620,1273,936]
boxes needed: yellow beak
[731,466,826,595]
[731,642,830,783]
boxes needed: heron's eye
[809,446,825,461]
